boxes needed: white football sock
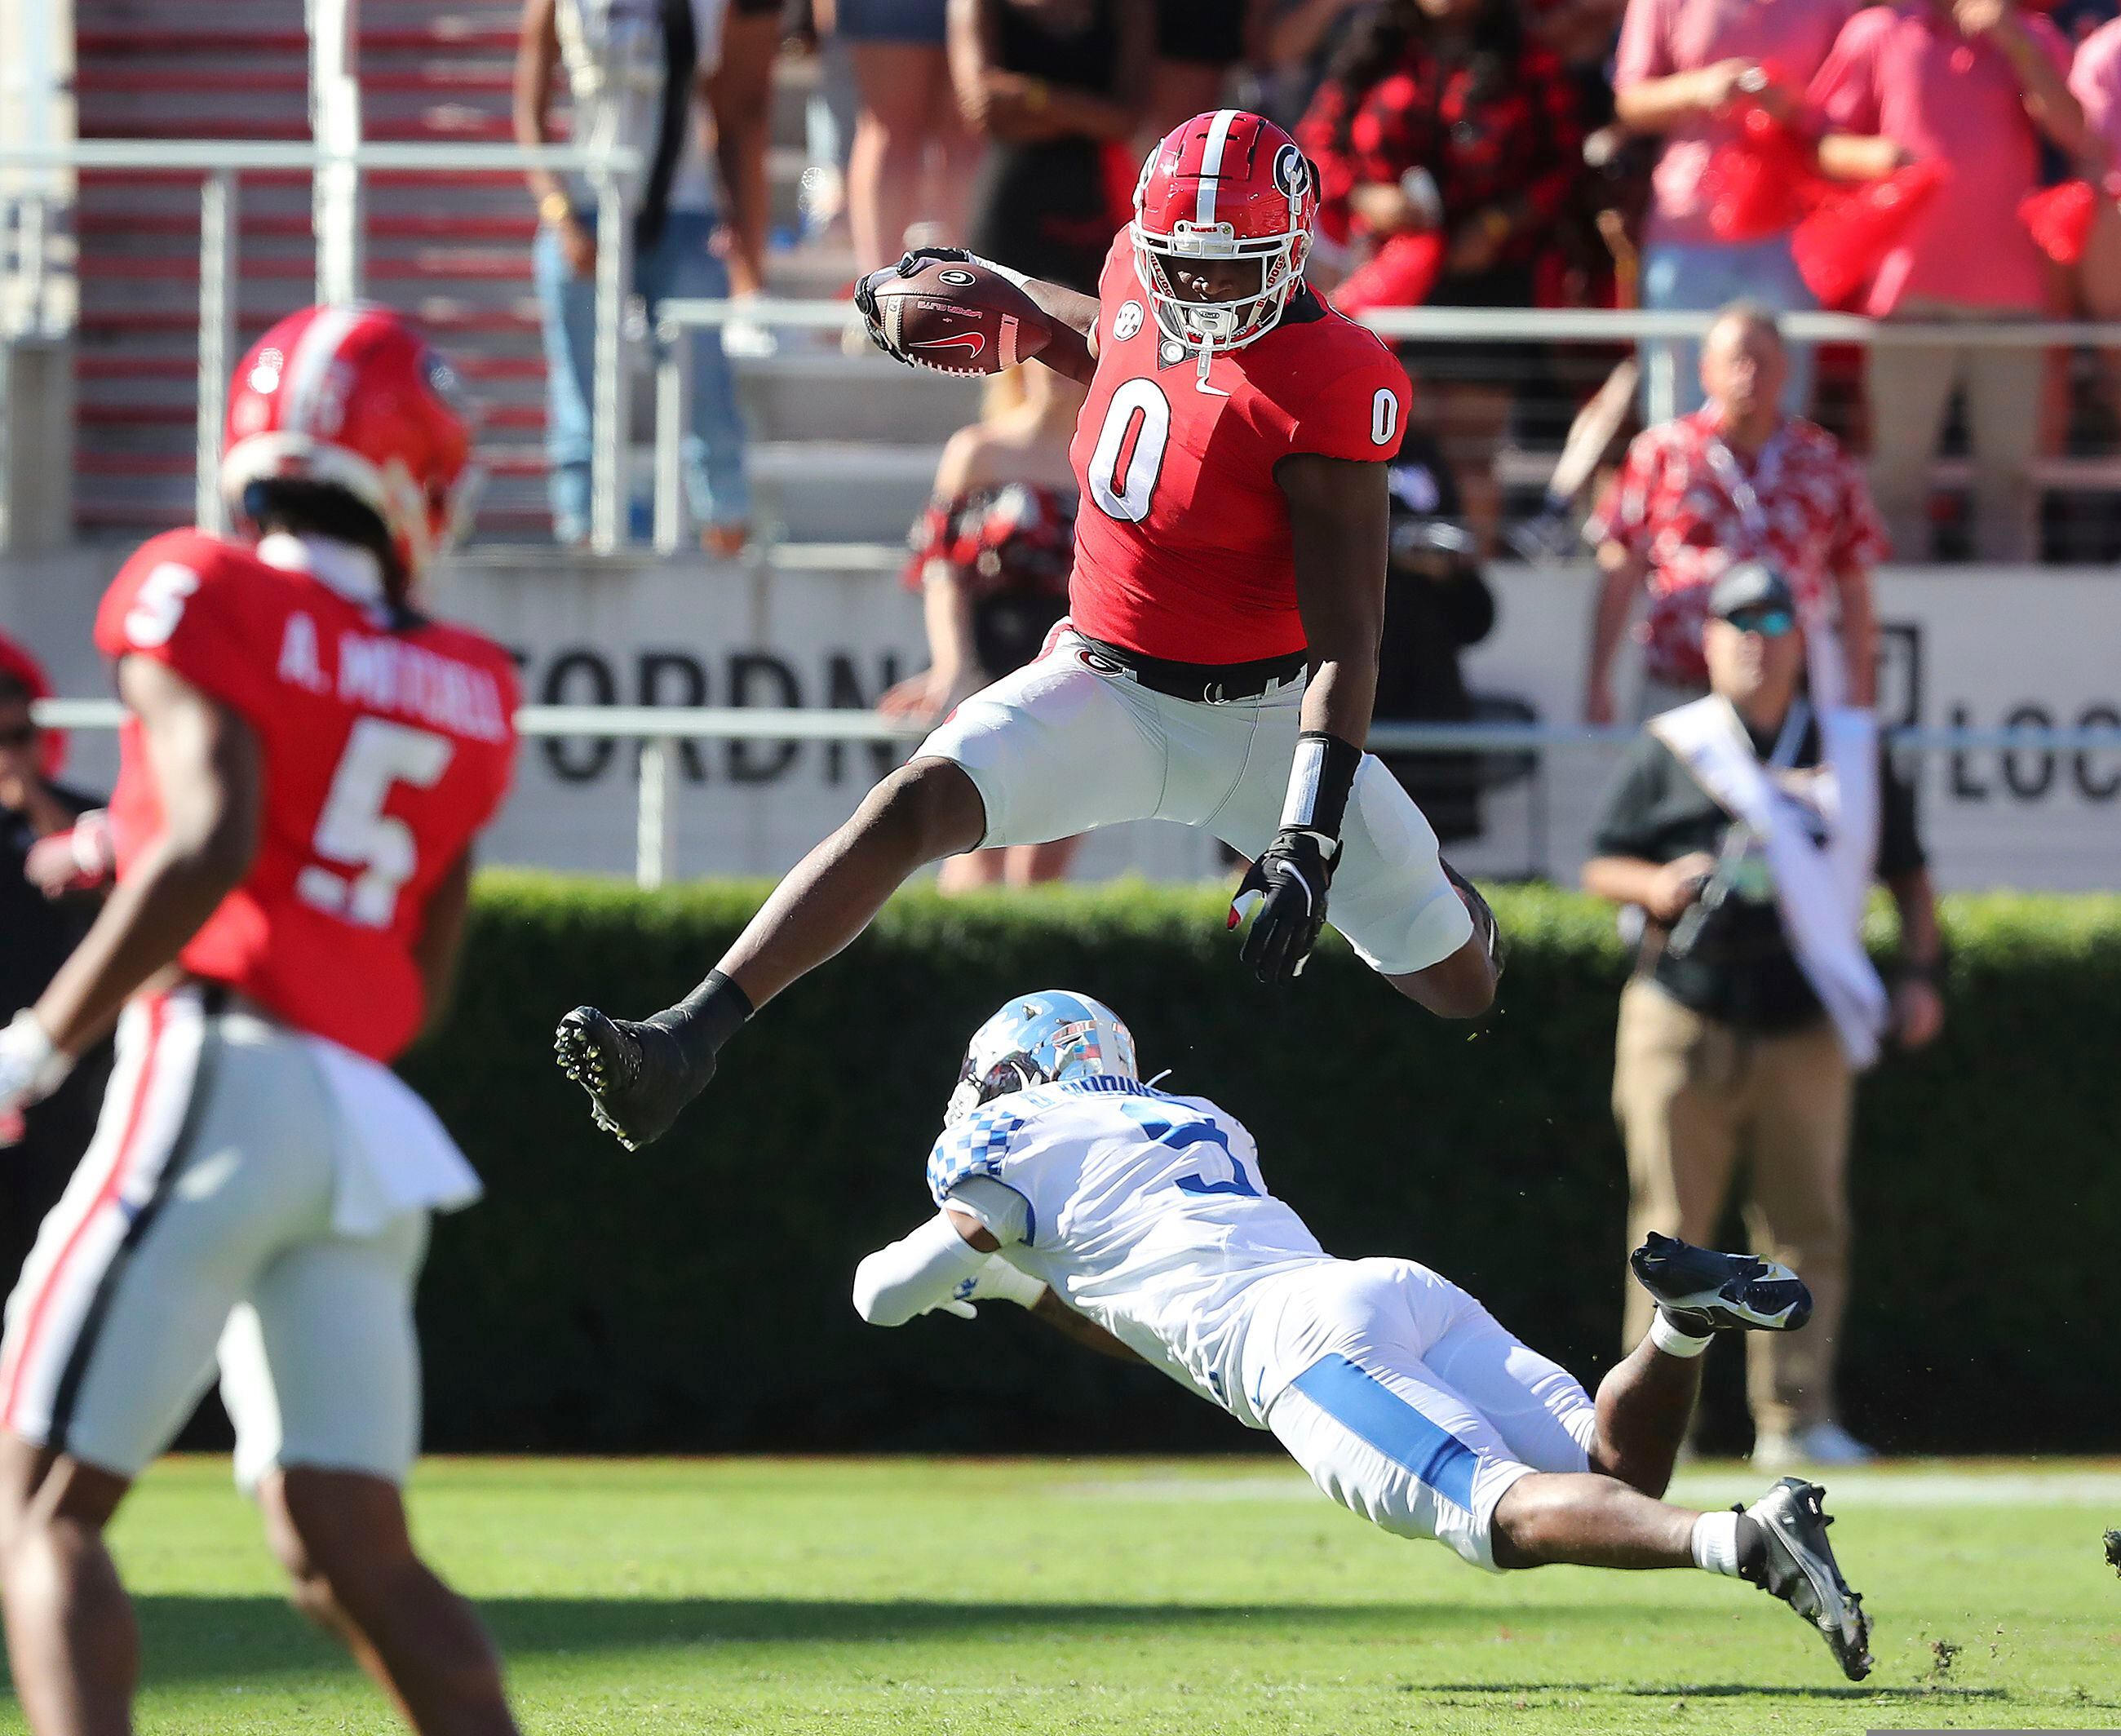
[1650,1311,1713,1358]
[1690,1510,1744,1577]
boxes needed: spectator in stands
[515,0,752,555]
[1374,428,1499,846]
[1612,0,1858,426]
[949,0,1153,296]
[839,0,980,272]
[1295,0,1587,548]
[1251,0,1388,126]
[2069,19,2121,407]
[879,363,1085,892]
[1142,0,1272,141]
[709,0,793,355]
[1583,561,1943,1468]
[1585,303,1883,724]
[1528,0,1628,78]
[1809,0,2088,564]
[0,657,110,1292]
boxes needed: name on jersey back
[274,611,511,744]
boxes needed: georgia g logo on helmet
[1271,143,1309,203]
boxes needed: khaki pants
[1866,303,2044,565]
[1614,978,1853,1437]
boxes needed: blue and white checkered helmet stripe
[944,990,1139,1126]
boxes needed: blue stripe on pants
[1289,1353,1479,1512]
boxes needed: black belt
[1071,635,1308,704]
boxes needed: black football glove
[852,246,985,366]
[1229,827,1339,985]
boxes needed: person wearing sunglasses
[1581,561,1944,1473]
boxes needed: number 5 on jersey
[297,718,454,928]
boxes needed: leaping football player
[0,307,525,1734]
[557,109,1501,1149]
[854,991,1874,1682]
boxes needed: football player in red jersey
[557,110,1503,1150]
[0,306,524,1735]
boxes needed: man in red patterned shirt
[1584,303,1884,724]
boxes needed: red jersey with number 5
[1066,232,1412,664]
[94,529,519,1062]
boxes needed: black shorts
[1397,263,1546,390]
[1155,0,1247,65]
[969,140,1114,298]
[731,0,784,16]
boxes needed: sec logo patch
[1114,299,1145,342]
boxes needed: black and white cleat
[1632,1232,1813,1335]
[1743,1477,1873,1681]
[554,1005,713,1150]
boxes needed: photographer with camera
[1582,562,1942,1472]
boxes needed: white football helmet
[945,990,1139,1126]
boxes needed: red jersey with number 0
[1066,232,1412,663]
[94,529,519,1062]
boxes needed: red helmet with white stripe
[1131,109,1318,359]
[221,303,479,589]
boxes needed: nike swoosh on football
[914,333,986,358]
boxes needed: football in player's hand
[866,259,1052,376]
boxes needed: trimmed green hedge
[393,875,2120,1456]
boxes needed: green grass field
[4,1456,2115,1734]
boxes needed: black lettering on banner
[1947,703,1987,803]
[638,650,711,782]
[2001,702,2055,800]
[541,650,617,783]
[824,653,902,786]
[728,652,802,784]
[2075,704,2121,802]
[1875,623,1920,730]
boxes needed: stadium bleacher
[64,0,983,553]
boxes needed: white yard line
[1056,1467,2121,1508]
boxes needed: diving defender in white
[855,992,1874,1681]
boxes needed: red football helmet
[221,303,479,588]
[1131,110,1318,361]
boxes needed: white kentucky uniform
[930,1078,1600,1570]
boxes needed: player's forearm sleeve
[852,1214,991,1327]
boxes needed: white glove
[0,1011,71,1147]
[942,1252,1048,1320]
[853,1216,1047,1326]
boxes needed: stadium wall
[9,547,2119,888]
[385,875,2119,1458]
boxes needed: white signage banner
[6,548,2115,890]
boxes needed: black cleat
[2105,1528,2121,1576]
[1632,1232,1813,1335]
[553,1006,714,1150]
[1742,1477,1872,1681]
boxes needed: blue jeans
[1640,234,1817,425]
[533,206,750,542]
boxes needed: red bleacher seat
[73,0,549,538]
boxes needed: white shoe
[1752,1420,1879,1470]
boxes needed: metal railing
[657,296,2121,348]
[34,698,2121,891]
[645,295,2121,555]
[0,139,641,551]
